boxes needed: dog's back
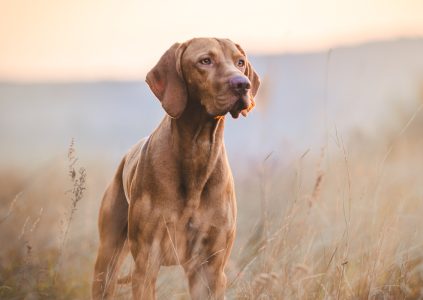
[122,137,148,203]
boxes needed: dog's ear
[235,43,261,116]
[146,43,187,118]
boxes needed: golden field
[0,95,422,299]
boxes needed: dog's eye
[237,59,245,68]
[199,58,212,65]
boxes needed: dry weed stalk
[54,138,87,282]
[0,192,22,225]
[12,204,44,295]
[309,148,326,207]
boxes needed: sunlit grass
[1,102,423,299]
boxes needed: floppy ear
[245,60,260,99]
[146,43,187,118]
[235,43,261,116]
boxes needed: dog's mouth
[211,91,254,119]
[229,96,250,119]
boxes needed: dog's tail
[117,273,132,284]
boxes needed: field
[0,94,422,299]
[1,0,423,297]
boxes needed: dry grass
[1,102,423,299]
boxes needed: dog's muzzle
[228,75,251,118]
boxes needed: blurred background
[1,1,423,299]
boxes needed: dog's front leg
[183,227,235,300]
[129,215,164,300]
[185,263,227,300]
[131,245,161,300]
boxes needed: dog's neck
[171,100,225,153]
[169,99,226,196]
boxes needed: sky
[0,0,423,81]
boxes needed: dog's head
[146,38,260,119]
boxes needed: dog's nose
[229,76,251,93]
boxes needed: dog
[92,37,260,300]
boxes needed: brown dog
[92,37,260,300]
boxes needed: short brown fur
[92,38,260,300]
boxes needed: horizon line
[1,36,421,84]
